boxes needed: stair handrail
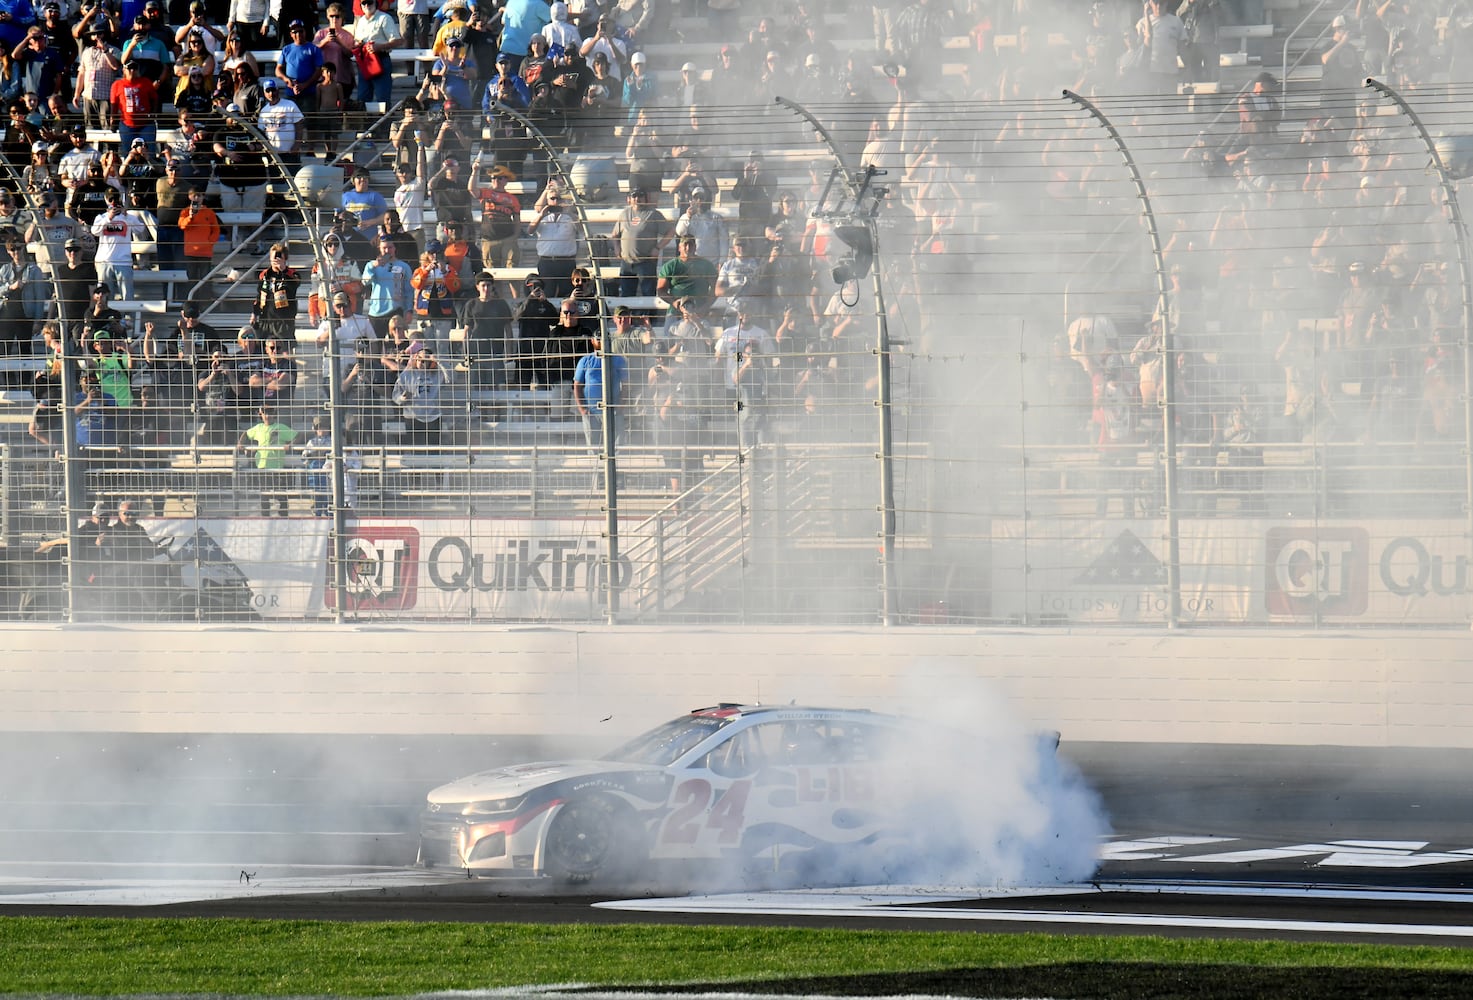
[186,212,292,316]
[332,98,409,171]
[1280,0,1354,103]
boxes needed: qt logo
[1265,528,1368,616]
[326,528,420,610]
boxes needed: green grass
[3,918,1473,998]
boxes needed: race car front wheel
[543,795,638,883]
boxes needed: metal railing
[187,212,295,312]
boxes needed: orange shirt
[442,239,474,281]
[178,206,221,259]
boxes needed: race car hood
[426,759,659,804]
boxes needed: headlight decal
[463,797,561,836]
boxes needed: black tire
[543,795,639,884]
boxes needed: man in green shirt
[235,403,299,517]
[656,235,718,313]
[91,332,133,408]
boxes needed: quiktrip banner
[136,517,627,620]
[991,519,1472,625]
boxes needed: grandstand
[0,0,1469,629]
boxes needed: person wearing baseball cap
[609,184,673,298]
[514,273,558,386]
[75,18,121,131]
[170,299,222,358]
[316,285,372,384]
[110,55,161,151]
[278,19,326,153]
[657,232,717,311]
[429,156,474,236]
[342,166,389,233]
[121,12,169,88]
[676,61,705,106]
[257,75,306,172]
[1320,12,1363,113]
[49,233,99,328]
[433,31,475,107]
[624,52,655,123]
[484,50,532,111]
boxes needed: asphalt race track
[2,735,1472,944]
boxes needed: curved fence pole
[1365,77,1473,624]
[774,95,898,626]
[487,103,622,620]
[1063,89,1182,627]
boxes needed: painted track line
[596,881,1473,938]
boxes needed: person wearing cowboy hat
[472,157,521,268]
[73,22,122,131]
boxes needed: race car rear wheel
[544,795,638,883]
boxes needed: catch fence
[3,84,1471,627]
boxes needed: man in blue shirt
[573,326,628,472]
[12,26,65,101]
[277,20,324,152]
[360,233,412,339]
[482,51,530,116]
[341,167,388,234]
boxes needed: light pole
[228,110,350,619]
[1064,88,1182,627]
[1365,77,1473,627]
[485,101,625,620]
[775,96,899,626]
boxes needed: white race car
[416,704,1065,885]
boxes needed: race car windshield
[602,715,732,766]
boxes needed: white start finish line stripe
[1169,841,1473,868]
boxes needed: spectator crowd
[0,0,1464,522]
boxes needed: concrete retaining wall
[3,626,1470,747]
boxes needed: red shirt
[477,185,520,220]
[109,77,159,127]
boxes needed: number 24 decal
[661,779,751,845]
